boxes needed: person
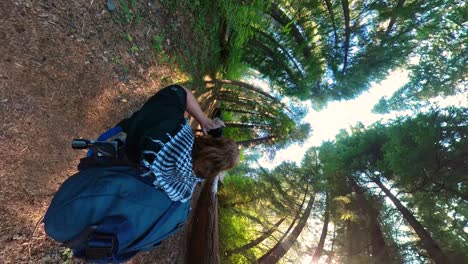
[116,84,239,202]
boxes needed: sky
[259,69,467,168]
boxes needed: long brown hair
[192,136,239,179]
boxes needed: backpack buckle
[85,232,116,259]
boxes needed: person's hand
[202,117,225,135]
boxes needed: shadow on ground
[0,0,201,263]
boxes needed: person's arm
[183,87,224,135]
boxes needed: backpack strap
[64,215,136,262]
[62,201,181,261]
[86,126,124,158]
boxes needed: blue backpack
[44,127,190,263]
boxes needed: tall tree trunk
[247,38,301,83]
[311,194,330,263]
[373,179,450,264]
[259,167,293,200]
[323,0,339,48]
[216,93,285,114]
[224,122,271,129]
[326,226,336,264]
[271,183,310,248]
[345,219,353,264]
[367,200,390,264]
[341,0,351,73]
[225,218,286,257]
[231,207,266,226]
[385,0,406,35]
[186,177,220,264]
[251,27,304,73]
[220,107,261,116]
[267,3,311,59]
[206,79,277,102]
[221,197,257,208]
[349,179,391,263]
[220,107,276,119]
[258,193,316,264]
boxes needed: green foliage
[219,161,314,263]
[219,206,261,262]
[113,0,141,25]
[235,0,429,102]
[224,62,251,81]
[122,32,141,54]
[149,34,171,63]
[214,1,466,258]
[218,108,466,263]
[218,0,271,73]
[118,0,132,23]
[111,55,122,65]
[59,247,73,264]
[315,107,468,263]
[219,173,278,262]
[217,81,309,154]
[130,44,139,52]
[373,0,467,113]
[219,174,258,207]
[383,107,468,193]
[333,196,351,204]
[123,33,133,43]
[151,34,164,52]
[159,0,225,84]
[221,111,253,142]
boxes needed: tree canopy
[219,107,467,263]
[184,1,466,263]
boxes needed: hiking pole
[72,139,118,157]
[72,139,92,149]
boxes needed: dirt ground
[0,0,205,263]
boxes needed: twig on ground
[28,214,46,258]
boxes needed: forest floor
[0,0,208,263]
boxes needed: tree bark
[220,107,261,116]
[221,107,277,119]
[217,94,260,109]
[216,93,285,115]
[323,0,339,48]
[225,218,286,257]
[274,184,309,244]
[326,225,336,264]
[186,177,220,264]
[341,0,351,73]
[258,192,316,264]
[247,38,301,84]
[345,219,353,264]
[267,2,311,59]
[224,122,271,129]
[251,27,304,73]
[231,207,266,226]
[311,194,330,263]
[373,179,450,264]
[385,0,406,35]
[206,79,278,102]
[217,91,291,119]
[349,179,391,264]
[221,197,257,208]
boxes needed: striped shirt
[140,120,203,202]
